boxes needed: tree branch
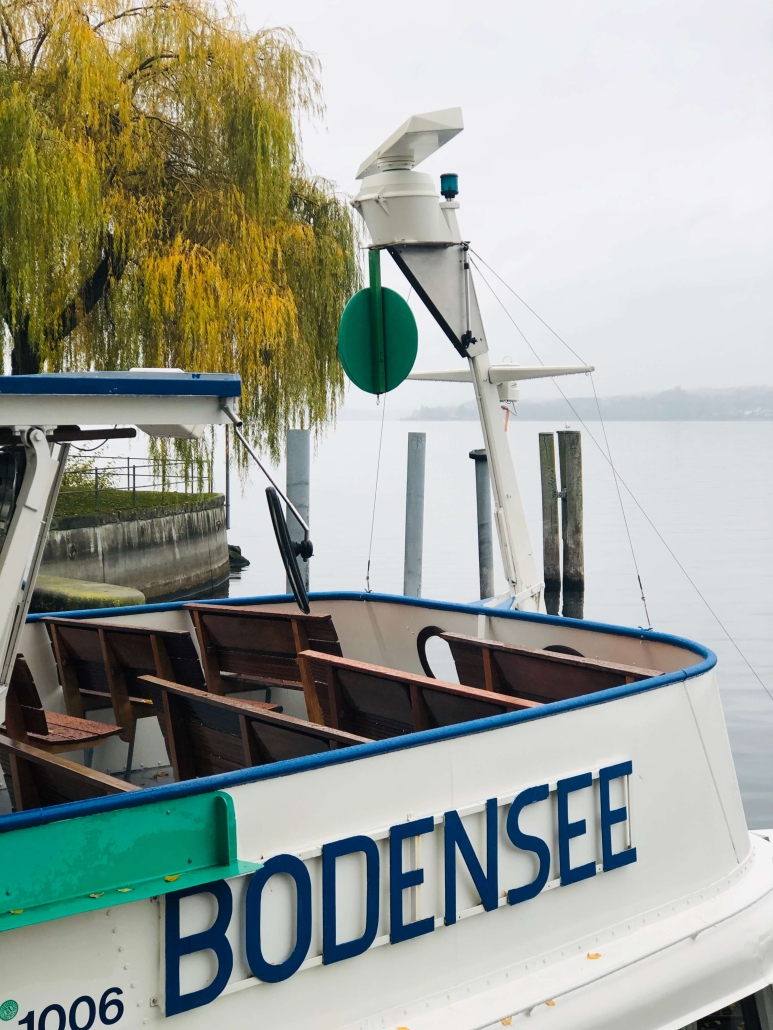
[0,21,11,65]
[93,4,169,31]
[125,51,176,80]
[49,235,127,342]
[0,10,23,66]
[28,26,49,70]
[0,266,11,327]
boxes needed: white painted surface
[5,597,762,1029]
[0,393,237,427]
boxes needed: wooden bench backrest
[43,618,205,726]
[5,657,47,743]
[0,735,137,811]
[437,632,662,703]
[101,625,205,691]
[45,620,113,716]
[184,604,342,694]
[140,675,368,781]
[298,650,539,740]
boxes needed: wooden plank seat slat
[183,603,342,696]
[23,712,123,749]
[297,650,540,740]
[0,735,137,811]
[139,675,368,781]
[425,631,662,703]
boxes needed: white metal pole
[466,349,544,611]
[286,429,311,591]
[469,448,494,599]
[0,431,64,701]
[403,432,426,598]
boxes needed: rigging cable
[587,375,651,627]
[469,253,773,703]
[69,425,121,453]
[364,282,412,592]
[70,441,108,453]
[470,254,651,626]
[365,392,387,593]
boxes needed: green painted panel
[338,251,418,395]
[0,791,259,932]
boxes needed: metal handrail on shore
[58,455,215,511]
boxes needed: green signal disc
[337,287,418,394]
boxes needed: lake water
[220,418,773,828]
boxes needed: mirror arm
[221,404,310,540]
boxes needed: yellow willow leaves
[0,88,103,344]
[0,0,360,459]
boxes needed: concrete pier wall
[41,495,229,603]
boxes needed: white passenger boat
[0,112,770,1030]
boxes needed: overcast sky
[247,0,772,408]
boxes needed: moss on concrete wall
[31,575,145,613]
[54,488,220,519]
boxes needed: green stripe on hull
[0,791,258,931]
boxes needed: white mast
[352,109,593,612]
[0,372,240,717]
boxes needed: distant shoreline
[341,387,773,422]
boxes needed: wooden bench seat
[0,735,138,811]
[43,618,205,744]
[3,656,122,754]
[423,632,662,704]
[139,676,368,781]
[184,603,342,695]
[297,651,540,740]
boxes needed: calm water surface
[219,419,773,828]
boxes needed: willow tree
[0,0,359,454]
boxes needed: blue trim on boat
[0,372,241,397]
[11,591,716,835]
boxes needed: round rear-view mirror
[265,486,312,615]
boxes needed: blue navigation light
[440,173,459,200]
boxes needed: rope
[471,254,652,625]
[588,375,651,627]
[470,252,651,625]
[469,253,773,702]
[365,393,387,592]
[69,440,109,453]
[363,281,412,592]
[68,424,120,453]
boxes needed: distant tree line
[407,387,773,422]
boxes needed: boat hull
[0,593,767,1030]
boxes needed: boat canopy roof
[0,371,241,396]
[0,371,241,428]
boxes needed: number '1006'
[18,988,124,1030]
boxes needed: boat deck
[2,591,707,814]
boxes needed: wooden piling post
[469,449,495,600]
[538,433,561,616]
[403,432,426,598]
[286,429,311,591]
[557,430,584,619]
[224,425,231,531]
